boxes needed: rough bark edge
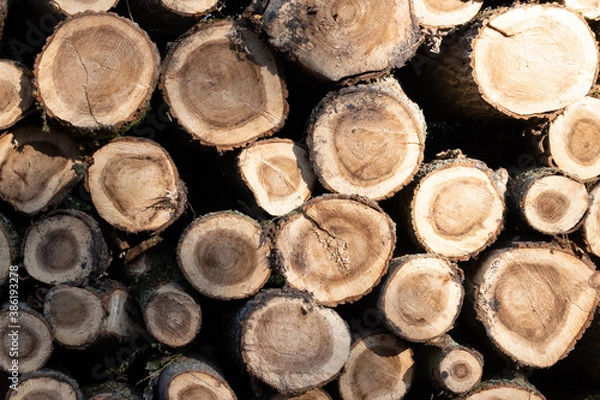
[86,136,188,235]
[459,377,547,399]
[237,289,351,395]
[471,241,600,367]
[469,4,600,120]
[507,167,589,234]
[33,11,161,138]
[237,137,315,215]
[176,210,272,301]
[306,77,427,201]
[261,0,422,84]
[274,194,397,306]
[160,18,289,152]
[379,254,465,343]
[409,154,507,261]
[7,369,83,400]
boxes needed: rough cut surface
[240,290,351,394]
[0,125,82,215]
[276,195,396,306]
[43,285,105,348]
[472,4,598,117]
[143,283,202,348]
[473,243,600,367]
[411,157,506,260]
[22,210,110,286]
[461,380,546,400]
[87,137,186,233]
[307,78,426,200]
[509,169,589,234]
[547,96,600,180]
[263,0,420,82]
[0,306,53,373]
[35,12,160,131]
[161,20,288,150]
[177,212,271,300]
[0,60,34,130]
[380,254,464,342]
[50,0,120,15]
[413,0,482,28]
[156,356,237,400]
[418,4,599,120]
[238,138,316,216]
[338,333,414,400]
[6,370,82,400]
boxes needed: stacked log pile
[0,0,600,399]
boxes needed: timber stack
[0,0,600,399]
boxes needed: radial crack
[70,40,100,126]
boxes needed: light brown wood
[425,335,484,394]
[87,137,187,234]
[307,78,426,200]
[271,389,332,400]
[43,281,140,348]
[460,380,546,400]
[6,370,82,400]
[584,183,600,257]
[177,211,271,300]
[127,0,218,35]
[562,0,600,20]
[0,304,53,373]
[34,12,159,133]
[142,282,201,348]
[546,96,600,180]
[0,60,34,130]
[419,4,599,119]
[410,157,506,260]
[508,168,589,234]
[338,333,415,400]
[379,254,464,342]
[156,356,237,400]
[263,0,420,82]
[413,0,482,28]
[472,243,600,367]
[238,138,316,216]
[43,285,105,348]
[275,195,396,306]
[161,20,288,150]
[240,290,351,394]
[0,125,82,215]
[50,0,120,15]
[22,209,110,286]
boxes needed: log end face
[34,13,160,131]
[437,348,483,394]
[522,174,589,234]
[412,161,505,260]
[381,255,464,342]
[144,284,202,348]
[263,0,420,82]
[473,4,598,118]
[162,21,287,149]
[241,292,351,394]
[178,212,271,300]
[276,196,395,306]
[338,333,414,400]
[474,245,599,367]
